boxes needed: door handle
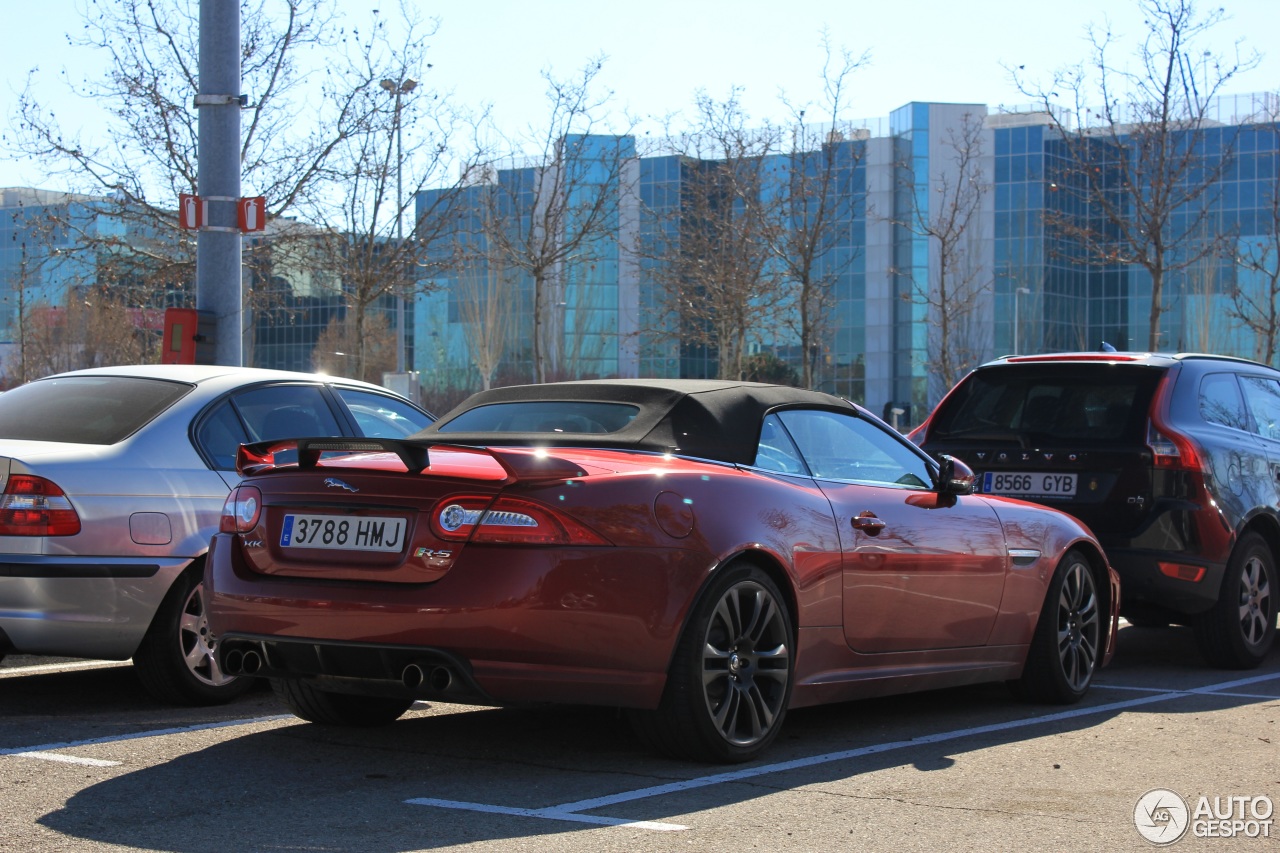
[851,513,885,535]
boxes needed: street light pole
[1014,286,1031,354]
[380,77,417,374]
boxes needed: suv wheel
[1194,532,1276,669]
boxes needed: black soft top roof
[416,379,855,465]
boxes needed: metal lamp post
[380,77,417,374]
[1013,286,1031,354]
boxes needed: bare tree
[7,1,477,362]
[2,196,59,385]
[476,58,634,384]
[21,288,154,379]
[288,8,483,384]
[1174,250,1219,352]
[643,90,786,381]
[773,35,869,389]
[453,239,516,391]
[8,2,347,316]
[310,311,396,384]
[1014,0,1260,350]
[895,111,992,397]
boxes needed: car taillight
[431,495,609,546]
[1147,372,1204,471]
[0,475,81,536]
[1146,422,1198,469]
[220,485,262,533]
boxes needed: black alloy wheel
[1011,550,1102,703]
[632,563,794,763]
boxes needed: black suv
[913,352,1277,669]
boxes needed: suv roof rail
[992,351,1272,369]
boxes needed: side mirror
[937,454,975,496]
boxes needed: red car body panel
[206,439,1118,711]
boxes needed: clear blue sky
[2,0,1277,190]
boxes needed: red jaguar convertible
[205,380,1119,762]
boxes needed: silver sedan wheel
[179,581,234,687]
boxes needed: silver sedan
[0,364,432,704]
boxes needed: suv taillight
[220,485,262,533]
[0,475,81,536]
[1147,422,1202,469]
[1147,372,1204,472]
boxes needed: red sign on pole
[238,196,267,233]
[178,193,203,229]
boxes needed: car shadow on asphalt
[30,625,1279,852]
[0,661,277,747]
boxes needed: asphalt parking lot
[2,623,1277,853]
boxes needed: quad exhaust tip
[402,663,453,692]
[223,647,454,692]
[222,648,262,676]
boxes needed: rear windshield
[0,376,192,445]
[437,401,640,435]
[930,365,1163,444]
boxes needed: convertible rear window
[436,401,640,435]
[0,376,192,445]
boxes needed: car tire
[630,563,794,763]
[133,565,252,706]
[271,678,413,726]
[1010,549,1103,704]
[1194,532,1276,669]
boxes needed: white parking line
[14,751,121,767]
[405,671,1280,832]
[3,671,1275,829]
[0,660,129,677]
[1092,671,1280,700]
[0,715,295,764]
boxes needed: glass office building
[5,95,1276,426]
[0,189,402,384]
[412,97,1279,425]
[0,188,177,382]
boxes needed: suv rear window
[930,365,1163,444]
[0,376,192,445]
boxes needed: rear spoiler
[235,437,589,484]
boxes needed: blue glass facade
[795,140,868,402]
[0,189,179,382]
[890,103,932,413]
[407,106,1280,421]
[6,98,1278,424]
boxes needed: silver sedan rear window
[0,376,192,445]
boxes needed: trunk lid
[229,440,606,583]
